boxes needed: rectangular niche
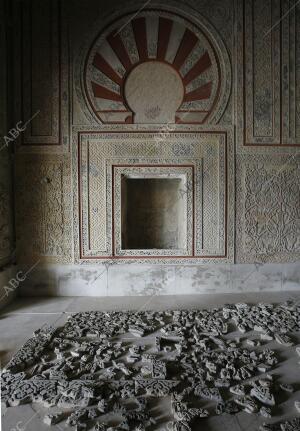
[113,166,194,257]
[121,176,186,250]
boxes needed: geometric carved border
[113,165,194,257]
[73,126,234,264]
[236,153,300,263]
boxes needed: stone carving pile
[1,301,300,430]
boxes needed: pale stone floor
[1,291,300,431]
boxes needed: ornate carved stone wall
[13,0,72,264]
[72,126,234,263]
[235,0,300,263]
[11,0,300,267]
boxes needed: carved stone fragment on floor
[2,303,300,430]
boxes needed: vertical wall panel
[237,0,300,147]
[244,0,281,145]
[22,0,60,144]
[17,0,69,149]
[281,0,299,143]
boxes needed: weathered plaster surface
[17,262,299,297]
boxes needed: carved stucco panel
[72,126,234,264]
[15,155,72,263]
[236,154,300,263]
